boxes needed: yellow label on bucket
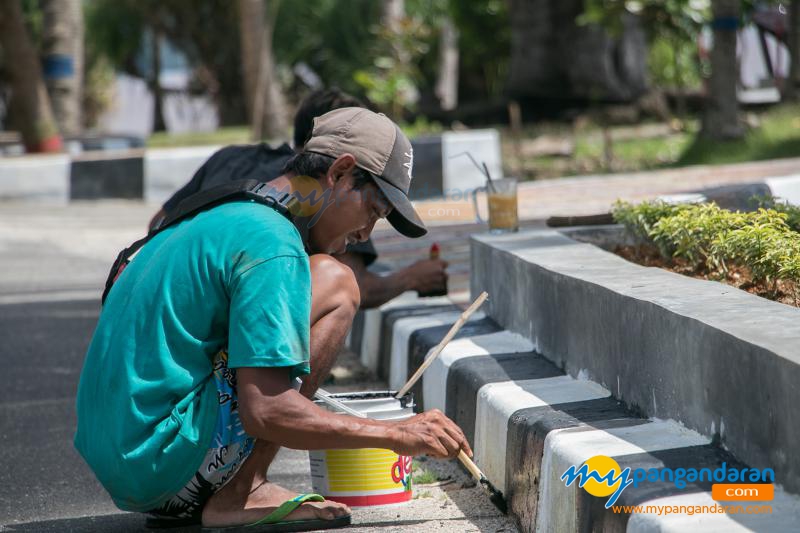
[325,449,411,492]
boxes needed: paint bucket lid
[316,390,414,420]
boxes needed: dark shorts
[146,351,255,524]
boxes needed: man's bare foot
[202,480,351,528]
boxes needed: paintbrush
[395,291,489,399]
[458,450,507,514]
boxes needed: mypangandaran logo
[561,455,775,509]
[288,174,329,218]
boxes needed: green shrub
[649,204,747,269]
[753,195,800,233]
[612,200,692,241]
[611,200,800,293]
[710,209,793,284]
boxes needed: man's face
[307,158,391,255]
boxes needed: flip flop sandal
[202,493,352,533]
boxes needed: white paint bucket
[310,391,415,507]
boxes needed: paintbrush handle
[315,388,368,418]
[395,291,489,399]
[458,450,484,481]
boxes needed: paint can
[310,391,415,507]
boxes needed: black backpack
[102,179,299,304]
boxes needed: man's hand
[386,409,472,459]
[405,259,448,294]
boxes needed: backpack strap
[102,179,299,305]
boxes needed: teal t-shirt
[74,201,311,512]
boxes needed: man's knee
[309,254,360,322]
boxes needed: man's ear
[326,154,357,187]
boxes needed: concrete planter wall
[471,227,800,494]
[344,286,800,532]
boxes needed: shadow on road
[1,513,196,533]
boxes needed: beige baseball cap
[304,107,426,238]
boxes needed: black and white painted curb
[0,146,220,203]
[2,145,800,208]
[0,129,503,203]
[350,294,800,532]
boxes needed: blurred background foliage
[2,0,799,176]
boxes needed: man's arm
[237,366,472,458]
[337,252,448,309]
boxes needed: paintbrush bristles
[479,478,508,514]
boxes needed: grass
[145,117,445,149]
[677,104,800,166]
[147,126,251,148]
[145,104,800,179]
[503,103,800,180]
[574,129,694,171]
[412,460,441,485]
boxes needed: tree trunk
[238,0,288,140]
[702,0,744,140]
[507,0,647,102]
[41,0,83,136]
[149,27,167,133]
[383,0,404,34]
[0,0,63,152]
[434,16,459,111]
[787,0,800,100]
[507,0,559,98]
[556,2,647,102]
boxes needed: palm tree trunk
[238,0,288,141]
[701,0,744,139]
[435,16,459,111]
[0,0,63,152]
[41,0,83,136]
[149,26,167,133]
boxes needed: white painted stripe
[0,154,70,202]
[344,328,352,348]
[144,145,220,202]
[358,292,452,373]
[765,174,800,206]
[359,308,382,372]
[422,330,534,412]
[627,486,800,532]
[474,376,610,493]
[537,421,710,533]
[388,311,485,391]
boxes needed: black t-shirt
[162,143,378,266]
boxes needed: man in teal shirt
[75,108,471,531]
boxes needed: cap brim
[373,177,427,238]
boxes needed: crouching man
[74,108,471,531]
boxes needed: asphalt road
[0,201,514,532]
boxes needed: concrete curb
[2,148,800,207]
[0,147,219,203]
[470,229,800,497]
[0,130,503,203]
[0,154,70,202]
[349,298,800,532]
